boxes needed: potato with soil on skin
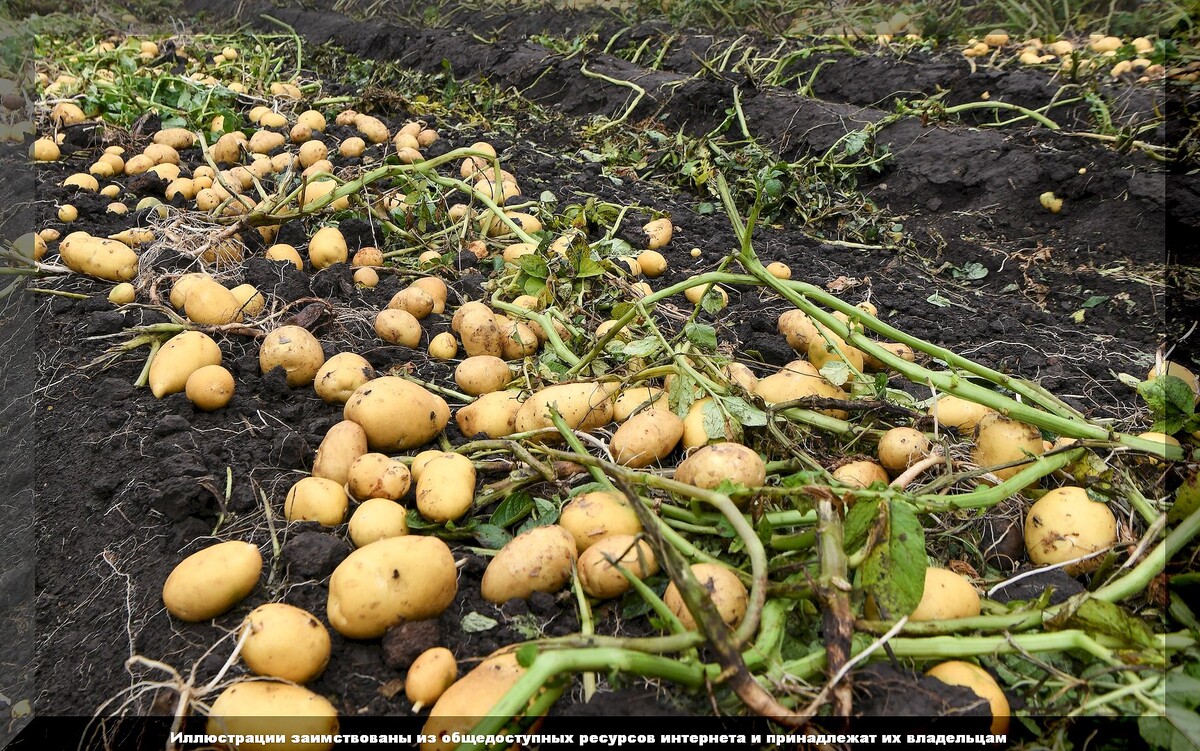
[807,326,864,374]
[1024,486,1117,574]
[314,352,375,404]
[675,443,766,499]
[348,498,409,548]
[610,408,684,468]
[455,390,523,439]
[973,412,1045,482]
[499,319,540,360]
[285,476,350,527]
[559,491,642,553]
[454,355,511,396]
[260,325,325,387]
[344,376,450,451]
[347,453,411,502]
[312,420,369,486]
[481,525,577,604]
[206,681,339,751]
[415,452,476,523]
[388,286,436,319]
[185,364,235,411]
[58,232,139,281]
[162,540,262,622]
[406,647,458,711]
[753,361,848,419]
[375,308,423,348]
[229,283,266,317]
[877,427,931,475]
[663,563,748,632]
[928,394,994,432]
[925,661,1010,734]
[636,249,667,277]
[514,382,615,433]
[909,567,981,621]
[578,535,659,600]
[613,386,666,422]
[458,308,504,358]
[421,650,531,751]
[265,242,304,269]
[327,534,458,639]
[831,460,889,490]
[149,330,223,398]
[862,341,915,372]
[411,276,448,314]
[643,217,673,249]
[239,603,331,684]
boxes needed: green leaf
[700,288,727,314]
[621,337,661,357]
[1082,294,1109,309]
[820,360,850,387]
[858,500,926,619]
[669,373,696,419]
[702,400,727,441]
[1170,470,1200,525]
[844,498,881,552]
[575,252,606,279]
[490,491,534,528]
[460,612,499,633]
[684,323,718,351]
[518,254,549,279]
[1140,707,1200,751]
[697,202,715,215]
[471,524,512,549]
[1138,375,1196,435]
[1052,597,1157,650]
[722,396,768,427]
[516,643,540,667]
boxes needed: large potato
[877,427,931,475]
[149,330,222,398]
[343,376,450,451]
[348,498,409,548]
[578,535,658,599]
[307,226,348,270]
[514,382,614,433]
[754,361,847,418]
[411,277,448,314]
[346,453,411,501]
[312,420,369,486]
[284,477,349,526]
[422,651,530,751]
[58,232,138,281]
[675,443,765,497]
[1024,486,1117,574]
[240,603,331,684]
[326,535,457,638]
[778,309,819,352]
[929,394,994,432]
[162,540,262,622]
[458,308,504,357]
[184,279,243,325]
[374,309,422,348]
[388,286,436,319]
[613,386,666,422]
[455,391,523,439]
[559,491,642,553]
[481,525,577,603]
[260,325,326,387]
[415,452,476,523]
[454,355,511,396]
[207,681,338,751]
[973,413,1044,482]
[663,563,748,632]
[314,352,375,404]
[909,568,981,621]
[610,408,683,468]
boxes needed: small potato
[724,362,758,393]
[610,408,683,468]
[298,140,328,168]
[149,330,222,398]
[973,413,1044,482]
[347,453,411,502]
[578,535,658,600]
[831,460,889,490]
[388,286,436,319]
[327,535,458,638]
[185,364,236,411]
[308,226,348,270]
[481,525,577,604]
[643,217,673,249]
[312,420,369,486]
[928,394,994,432]
[406,647,458,711]
[375,309,423,348]
[663,563,747,631]
[455,390,522,439]
[411,277,448,314]
[422,651,527,751]
[612,387,666,422]
[285,476,349,527]
[353,268,379,288]
[559,491,642,553]
[1024,486,1117,574]
[636,250,667,277]
[162,540,262,622]
[514,382,615,433]
[877,427,930,475]
[348,498,409,548]
[260,325,325,387]
[343,376,450,451]
[266,243,304,270]
[229,283,266,317]
[314,352,375,404]
[339,136,366,158]
[909,567,981,621]
[454,356,511,396]
[415,452,476,523]
[428,332,458,360]
[766,261,791,279]
[680,396,739,449]
[29,137,60,161]
[249,129,286,154]
[240,603,331,684]
[108,282,135,305]
[926,662,1009,735]
[207,681,338,751]
[58,232,138,281]
[675,443,765,497]
[352,247,384,267]
[354,114,390,144]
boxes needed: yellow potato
[910,567,981,621]
[411,277,448,314]
[312,420,369,486]
[778,310,820,352]
[348,498,410,548]
[149,330,222,398]
[514,382,614,433]
[285,477,349,527]
[346,453,411,502]
[831,460,889,489]
[107,282,135,305]
[926,662,1009,734]
[643,217,673,249]
[343,376,450,451]
[415,452,476,523]
[500,319,539,360]
[327,535,458,638]
[973,413,1044,482]
[185,364,235,411]
[577,535,658,599]
[207,681,338,751]
[184,279,243,325]
[877,427,931,475]
[610,408,684,468]
[422,651,530,751]
[455,390,523,439]
[929,394,994,432]
[229,283,266,317]
[260,325,326,387]
[374,309,422,348]
[58,232,138,281]
[612,386,666,422]
[240,603,331,684]
[481,525,577,603]
[314,352,375,404]
[162,540,262,622]
[680,396,739,449]
[636,249,667,277]
[663,563,747,631]
[807,327,864,374]
[308,226,348,270]
[454,355,511,396]
[458,309,504,358]
[675,443,765,498]
[388,286,436,319]
[559,491,642,553]
[406,647,458,711]
[1024,486,1117,574]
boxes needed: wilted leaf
[685,323,718,351]
[461,612,499,633]
[722,396,768,426]
[857,500,926,618]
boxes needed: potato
[388,286,436,319]
[862,341,915,372]
[299,140,328,168]
[1024,486,1117,574]
[458,309,504,358]
[500,320,539,360]
[348,498,409,547]
[260,325,325,387]
[308,226,348,270]
[162,540,261,622]
[149,330,222,398]
[455,390,522,439]
[777,310,819,352]
[207,681,338,751]
[185,279,243,325]
[58,204,78,222]
[877,427,931,475]
[481,525,577,604]
[910,568,981,621]
[766,261,791,279]
[610,408,684,468]
[354,114,390,143]
[973,413,1044,482]
[1148,361,1199,396]
[926,662,1010,734]
[58,232,138,281]
[249,129,286,154]
[347,453,411,502]
[344,376,450,451]
[415,452,476,523]
[929,394,994,432]
[312,420,369,485]
[229,283,266,317]
[724,362,758,393]
[753,362,847,418]
[353,268,379,288]
[108,282,135,305]
[327,535,458,638]
[406,647,457,711]
[29,137,60,161]
[285,477,349,527]
[411,277,448,314]
[185,364,235,411]
[314,352,375,404]
[422,651,530,751]
[578,535,658,599]
[680,396,739,449]
[684,282,727,309]
[831,460,889,489]
[610,387,664,422]
[636,249,667,277]
[375,309,423,348]
[807,327,864,374]
[675,442,765,497]
[643,217,673,249]
[300,178,350,211]
[454,356,511,396]
[63,172,99,192]
[410,450,443,482]
[663,563,748,632]
[339,136,366,158]
[240,603,331,683]
[428,332,458,360]
[514,382,614,433]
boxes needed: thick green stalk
[1093,502,1200,603]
